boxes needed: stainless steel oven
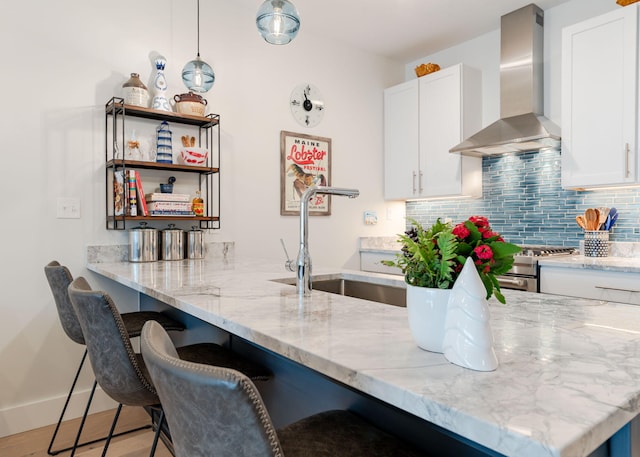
[497,245,577,293]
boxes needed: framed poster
[280,131,332,216]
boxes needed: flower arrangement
[382,216,521,304]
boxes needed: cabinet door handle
[595,285,640,294]
[625,143,630,178]
[412,171,417,194]
[418,170,423,193]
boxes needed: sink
[273,276,406,307]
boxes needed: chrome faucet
[296,185,359,296]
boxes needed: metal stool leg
[148,409,164,457]
[48,350,151,456]
[101,403,122,457]
[47,349,88,455]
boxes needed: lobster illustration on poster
[280,131,332,216]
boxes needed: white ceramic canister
[160,224,184,260]
[185,226,204,259]
[123,73,149,108]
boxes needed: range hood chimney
[450,3,560,157]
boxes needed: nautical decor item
[156,121,173,163]
[152,55,171,111]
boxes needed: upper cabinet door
[383,64,481,201]
[384,79,419,200]
[561,5,638,189]
[419,64,481,198]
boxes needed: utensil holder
[584,230,609,257]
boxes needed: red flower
[452,224,470,239]
[482,230,499,239]
[474,244,494,260]
[469,216,489,229]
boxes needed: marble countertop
[87,257,640,457]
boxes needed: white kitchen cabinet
[383,79,419,200]
[384,64,482,200]
[561,5,638,189]
[540,265,640,305]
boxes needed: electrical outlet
[57,197,81,219]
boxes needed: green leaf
[490,241,521,258]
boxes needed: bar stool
[44,261,186,456]
[141,320,430,457]
[67,276,271,457]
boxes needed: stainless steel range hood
[450,3,560,157]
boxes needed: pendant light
[182,0,215,93]
[256,0,301,45]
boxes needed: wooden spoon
[584,208,599,230]
[597,207,610,230]
[576,215,587,229]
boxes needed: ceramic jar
[122,73,149,108]
[174,92,207,116]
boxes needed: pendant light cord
[197,0,201,57]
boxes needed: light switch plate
[57,197,81,219]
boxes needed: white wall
[0,0,405,436]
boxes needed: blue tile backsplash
[406,149,640,248]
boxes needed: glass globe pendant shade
[256,0,300,45]
[182,55,215,93]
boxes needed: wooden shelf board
[106,98,219,127]
[106,159,218,174]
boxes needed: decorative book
[145,192,191,202]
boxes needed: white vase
[151,55,172,112]
[442,260,498,372]
[406,284,450,353]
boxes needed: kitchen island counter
[88,257,640,457]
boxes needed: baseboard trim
[0,385,117,437]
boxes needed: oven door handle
[498,277,528,287]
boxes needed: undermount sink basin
[273,276,406,307]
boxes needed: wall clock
[290,83,325,127]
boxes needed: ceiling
[254,0,573,63]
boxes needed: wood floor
[0,406,172,457]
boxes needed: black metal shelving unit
[105,97,221,230]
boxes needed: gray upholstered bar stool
[44,260,186,456]
[141,320,430,457]
[67,276,271,457]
